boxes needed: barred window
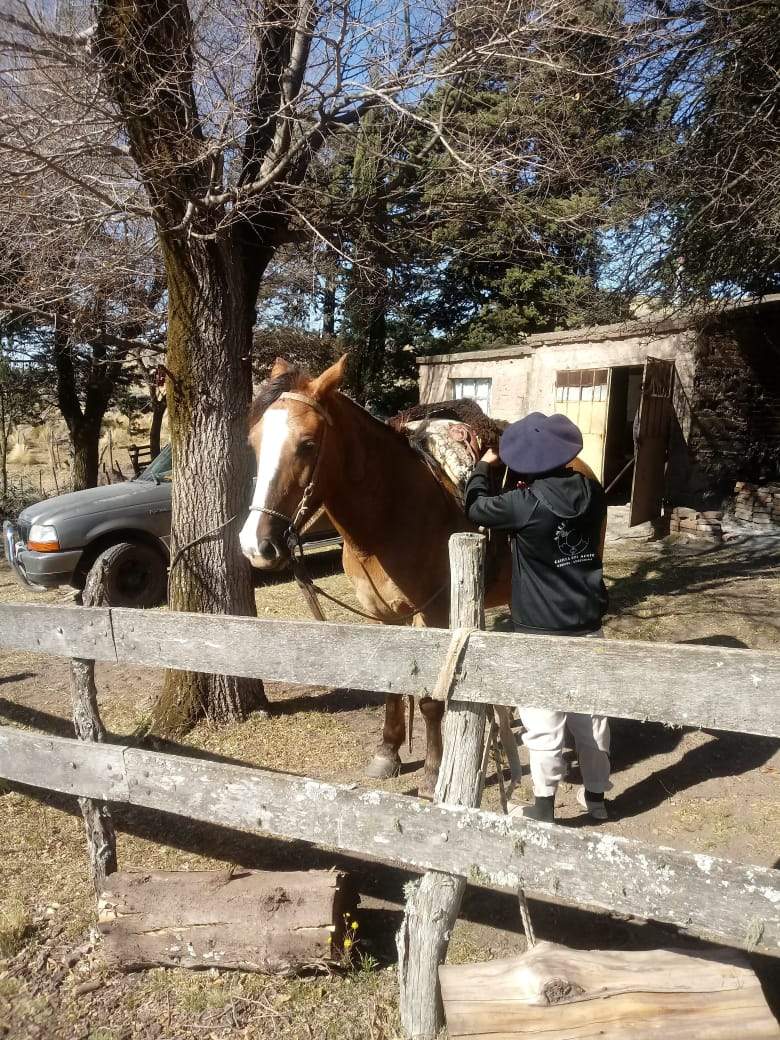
[450,378,492,415]
[555,369,608,403]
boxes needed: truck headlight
[27,524,61,552]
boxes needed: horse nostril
[257,539,278,561]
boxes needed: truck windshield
[138,444,172,483]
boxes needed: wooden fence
[3,602,779,737]
[1,556,779,1032]
[2,725,778,954]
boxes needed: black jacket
[465,463,608,635]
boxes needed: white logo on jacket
[553,522,594,567]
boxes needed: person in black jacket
[465,412,611,824]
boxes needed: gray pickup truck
[3,444,338,607]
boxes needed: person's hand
[480,448,500,465]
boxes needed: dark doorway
[604,365,643,498]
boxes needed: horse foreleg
[365,692,404,779]
[418,696,445,799]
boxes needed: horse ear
[270,357,292,379]
[312,354,348,399]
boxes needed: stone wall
[688,305,780,490]
[418,356,531,421]
[417,318,696,420]
[732,482,780,527]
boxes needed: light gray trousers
[518,629,611,797]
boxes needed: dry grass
[6,444,43,467]
[1,519,779,1039]
[124,962,402,1040]
[0,899,32,959]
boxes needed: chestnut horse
[239,355,602,797]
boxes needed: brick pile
[669,507,723,543]
[733,483,780,527]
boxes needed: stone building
[417,296,780,525]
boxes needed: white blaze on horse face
[239,407,289,556]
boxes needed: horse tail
[407,694,414,756]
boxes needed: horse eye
[297,439,316,455]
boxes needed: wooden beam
[70,569,118,896]
[440,942,780,1040]
[0,728,128,800]
[0,604,116,662]
[399,532,489,1040]
[1,603,778,739]
[0,726,777,955]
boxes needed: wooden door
[554,368,609,481]
[629,357,675,526]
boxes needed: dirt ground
[1,508,779,1040]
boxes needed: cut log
[98,869,354,973]
[440,941,780,1040]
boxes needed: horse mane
[248,366,310,428]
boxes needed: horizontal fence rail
[2,604,780,737]
[0,726,778,955]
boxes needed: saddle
[401,418,483,500]
[390,400,509,587]
[390,398,507,503]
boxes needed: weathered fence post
[397,532,488,1040]
[70,564,117,895]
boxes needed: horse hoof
[418,772,438,800]
[365,754,401,780]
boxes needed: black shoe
[521,795,555,823]
[577,788,609,820]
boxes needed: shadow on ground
[607,537,780,623]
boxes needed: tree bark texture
[151,237,267,735]
[98,869,354,973]
[398,532,488,1040]
[70,420,102,492]
[92,0,317,732]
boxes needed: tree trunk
[322,276,336,336]
[70,420,101,491]
[149,393,166,459]
[150,236,267,736]
[52,325,117,492]
[0,388,7,500]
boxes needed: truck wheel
[87,541,167,608]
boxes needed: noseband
[247,391,332,554]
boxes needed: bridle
[245,388,446,625]
[247,391,333,556]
